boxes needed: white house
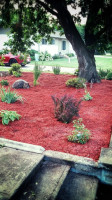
[0,28,75,56]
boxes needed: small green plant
[0,80,9,86]
[83,85,93,101]
[68,118,90,144]
[106,72,112,80]
[0,110,21,125]
[0,87,24,103]
[52,95,81,123]
[0,56,5,66]
[12,71,22,77]
[0,144,5,148]
[52,66,61,75]
[98,68,111,79]
[74,69,79,76]
[9,63,21,75]
[33,62,42,86]
[66,77,86,88]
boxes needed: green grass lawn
[32,56,112,71]
[0,56,112,72]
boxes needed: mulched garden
[0,72,112,161]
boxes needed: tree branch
[36,0,58,17]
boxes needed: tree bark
[58,12,100,83]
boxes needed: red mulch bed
[0,72,112,161]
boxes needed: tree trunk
[47,1,101,83]
[59,15,100,83]
[76,46,100,83]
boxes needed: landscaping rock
[12,79,30,89]
[0,71,9,77]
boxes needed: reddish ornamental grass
[0,72,112,161]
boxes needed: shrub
[51,95,81,123]
[0,80,9,86]
[68,118,90,144]
[98,68,111,79]
[33,62,42,86]
[0,110,21,125]
[106,72,112,80]
[9,63,21,75]
[28,49,38,61]
[74,69,79,76]
[66,77,86,88]
[0,56,5,66]
[66,53,74,57]
[12,71,22,77]
[0,87,24,103]
[83,85,93,101]
[52,66,61,75]
[39,51,52,61]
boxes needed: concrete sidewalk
[24,64,76,74]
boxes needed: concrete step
[56,171,98,200]
[13,161,98,200]
[15,161,70,200]
[0,147,44,200]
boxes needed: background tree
[0,0,112,82]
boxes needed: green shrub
[68,118,90,144]
[28,49,38,61]
[0,56,5,66]
[98,69,111,79]
[0,87,24,103]
[39,51,52,61]
[74,69,79,76]
[33,62,42,86]
[0,80,9,86]
[9,63,21,75]
[52,66,61,75]
[66,77,86,88]
[66,53,74,57]
[0,110,21,125]
[52,54,62,59]
[12,71,22,77]
[106,72,112,80]
[51,95,81,123]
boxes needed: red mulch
[0,72,112,161]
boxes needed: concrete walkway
[24,64,76,74]
[0,137,112,200]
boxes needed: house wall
[0,28,75,55]
[0,28,9,50]
[31,38,75,56]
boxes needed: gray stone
[0,71,9,77]
[98,148,112,169]
[0,147,44,200]
[44,150,97,168]
[12,79,30,89]
[0,138,45,154]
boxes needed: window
[49,39,55,45]
[42,38,47,45]
[51,39,55,45]
[62,41,66,50]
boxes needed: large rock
[0,71,9,77]
[12,79,30,89]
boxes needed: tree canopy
[0,0,112,82]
